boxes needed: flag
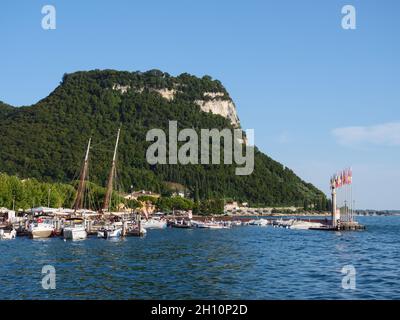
[343,169,348,185]
[348,168,352,185]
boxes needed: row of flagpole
[331,168,354,222]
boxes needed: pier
[312,169,365,231]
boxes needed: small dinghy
[126,225,147,237]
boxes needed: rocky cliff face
[195,92,240,127]
[112,83,240,127]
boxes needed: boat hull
[97,228,122,239]
[30,229,53,239]
[0,229,16,240]
[141,220,167,229]
[63,228,87,240]
[204,224,230,229]
[171,223,192,229]
[127,227,147,237]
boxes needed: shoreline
[190,212,331,221]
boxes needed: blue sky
[1,0,399,209]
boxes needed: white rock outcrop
[152,88,176,101]
[203,92,225,99]
[195,92,240,127]
[112,84,130,94]
[111,86,240,127]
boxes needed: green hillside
[0,70,327,208]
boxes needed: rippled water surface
[1,216,399,299]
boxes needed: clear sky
[1,0,399,209]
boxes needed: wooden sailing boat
[73,137,91,213]
[102,128,121,213]
[97,128,124,238]
[64,137,91,240]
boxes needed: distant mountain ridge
[0,69,327,208]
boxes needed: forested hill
[0,69,326,208]
[0,101,13,116]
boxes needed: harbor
[0,208,365,241]
[0,130,365,241]
[0,215,394,300]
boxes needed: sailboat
[97,129,123,239]
[63,138,91,240]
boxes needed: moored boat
[97,225,122,239]
[169,219,192,228]
[289,220,324,230]
[127,224,147,236]
[141,217,167,229]
[28,220,54,239]
[63,218,87,240]
[0,228,16,240]
[191,220,230,229]
[204,222,230,229]
[231,220,243,226]
[248,218,269,226]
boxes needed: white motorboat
[63,218,87,240]
[0,228,16,240]
[141,218,167,229]
[248,219,269,226]
[231,220,243,226]
[28,220,54,239]
[272,219,294,228]
[191,220,208,228]
[289,220,323,230]
[191,220,230,229]
[205,223,230,229]
[97,226,122,239]
[256,219,269,226]
[63,225,87,240]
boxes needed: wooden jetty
[310,221,366,231]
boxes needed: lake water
[1,216,399,299]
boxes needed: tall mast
[103,128,121,212]
[73,137,91,212]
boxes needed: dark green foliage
[0,173,139,211]
[136,195,158,204]
[0,173,75,210]
[156,196,194,213]
[0,101,13,117]
[199,198,224,215]
[0,69,326,207]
